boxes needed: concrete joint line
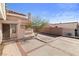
[47,44,75,56]
[16,42,27,56]
[60,39,79,45]
[26,43,47,54]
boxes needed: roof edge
[7,10,26,16]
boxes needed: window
[11,24,17,33]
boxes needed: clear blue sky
[7,3,79,23]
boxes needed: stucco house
[40,22,79,37]
[0,3,31,44]
[50,22,79,37]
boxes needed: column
[0,23,2,44]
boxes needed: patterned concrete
[1,34,79,56]
[20,39,45,53]
[49,37,79,56]
[0,44,4,55]
[2,42,21,56]
[27,45,69,56]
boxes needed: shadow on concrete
[0,43,5,56]
[2,37,34,45]
[39,33,61,37]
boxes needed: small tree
[25,16,48,36]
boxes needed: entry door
[2,24,10,40]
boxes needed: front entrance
[2,24,10,40]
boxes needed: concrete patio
[1,34,79,56]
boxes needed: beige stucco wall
[6,13,29,39]
[0,23,2,44]
[0,3,6,20]
[51,22,77,29]
[0,7,30,44]
[51,22,77,37]
[77,26,79,36]
[62,28,75,37]
[17,21,25,39]
[17,19,29,39]
[0,3,6,44]
[0,12,29,42]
